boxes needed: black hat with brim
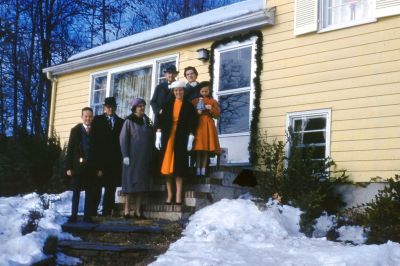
[163,65,179,74]
[103,96,117,107]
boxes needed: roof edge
[43,9,275,76]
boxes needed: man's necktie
[108,117,113,129]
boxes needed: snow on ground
[151,199,400,266]
[0,192,81,266]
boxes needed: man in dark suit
[91,97,124,216]
[150,65,178,128]
[65,107,95,223]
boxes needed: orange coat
[192,97,221,154]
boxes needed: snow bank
[0,192,80,266]
[151,199,400,266]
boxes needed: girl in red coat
[192,81,221,177]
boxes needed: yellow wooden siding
[260,0,400,181]
[53,41,212,146]
[52,0,399,182]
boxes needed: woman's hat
[170,80,186,89]
[131,98,146,110]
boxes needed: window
[89,55,177,119]
[111,66,153,119]
[321,0,374,29]
[216,44,254,135]
[156,59,177,85]
[213,37,257,163]
[286,109,331,160]
[294,0,400,35]
[90,74,107,115]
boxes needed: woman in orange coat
[192,81,221,177]
[155,80,198,205]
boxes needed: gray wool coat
[119,114,154,193]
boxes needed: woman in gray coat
[120,98,154,218]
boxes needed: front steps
[56,217,182,265]
[117,170,251,221]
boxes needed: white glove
[187,134,194,151]
[123,157,130,166]
[155,131,162,150]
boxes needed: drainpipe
[46,71,58,138]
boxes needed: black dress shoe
[83,216,94,223]
[123,214,132,219]
[67,216,77,223]
[165,202,172,205]
[175,202,182,206]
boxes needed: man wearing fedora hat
[91,96,124,216]
[150,65,178,128]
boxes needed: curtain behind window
[111,66,153,119]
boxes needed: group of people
[65,65,221,222]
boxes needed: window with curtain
[321,0,374,29]
[91,74,107,115]
[289,112,330,160]
[216,45,253,135]
[111,66,153,119]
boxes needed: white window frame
[89,71,108,115]
[213,37,257,139]
[88,54,178,118]
[285,108,332,159]
[318,0,376,33]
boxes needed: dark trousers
[71,176,93,218]
[93,177,117,216]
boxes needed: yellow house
[44,0,400,186]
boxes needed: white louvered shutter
[376,0,400,17]
[294,0,319,35]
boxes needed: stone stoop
[58,240,149,265]
[56,218,182,265]
[115,170,252,221]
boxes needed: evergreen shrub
[345,175,400,244]
[0,133,62,195]
[252,130,351,236]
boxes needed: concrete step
[62,221,162,234]
[152,175,223,186]
[58,240,149,265]
[141,204,196,221]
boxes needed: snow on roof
[68,0,266,61]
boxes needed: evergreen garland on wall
[209,30,263,164]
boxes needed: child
[192,81,221,177]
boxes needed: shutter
[294,0,319,36]
[376,0,400,18]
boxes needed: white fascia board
[43,9,275,76]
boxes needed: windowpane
[293,119,303,132]
[303,132,326,144]
[94,75,107,92]
[219,46,252,91]
[93,104,104,116]
[93,89,106,105]
[305,117,326,131]
[91,75,107,115]
[219,92,250,134]
[322,0,374,28]
[111,66,153,119]
[157,60,176,84]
